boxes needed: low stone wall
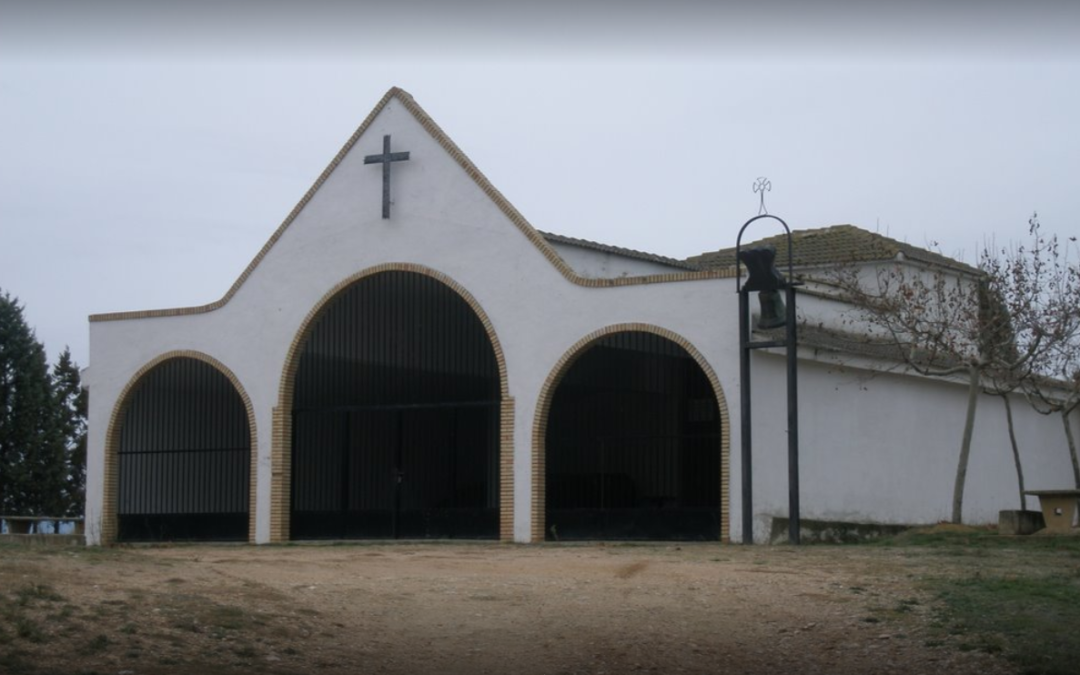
[769,517,913,544]
[0,533,85,547]
[1,516,85,542]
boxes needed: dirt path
[0,543,1016,674]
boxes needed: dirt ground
[0,541,1019,675]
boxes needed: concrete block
[998,509,1045,535]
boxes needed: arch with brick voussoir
[269,263,514,542]
[531,323,731,543]
[101,351,259,545]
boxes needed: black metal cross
[364,134,410,219]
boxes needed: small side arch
[101,351,258,544]
[532,324,731,542]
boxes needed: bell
[738,245,785,292]
[757,289,787,329]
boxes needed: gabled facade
[84,89,1077,545]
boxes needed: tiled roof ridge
[687,223,979,274]
[539,231,701,271]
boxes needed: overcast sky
[2,2,1078,369]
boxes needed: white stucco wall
[544,241,692,279]
[84,95,742,545]
[746,352,1077,540]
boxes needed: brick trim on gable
[530,324,731,543]
[100,351,259,545]
[269,263,514,543]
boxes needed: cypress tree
[53,347,88,516]
[0,290,65,515]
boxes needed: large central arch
[272,264,513,541]
[533,324,730,542]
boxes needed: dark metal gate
[291,402,498,538]
[290,271,500,540]
[117,357,250,541]
[546,332,722,541]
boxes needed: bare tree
[983,216,1080,488]
[831,215,1080,522]
[1015,320,1080,487]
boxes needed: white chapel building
[83,88,1077,545]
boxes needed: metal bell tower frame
[735,178,802,544]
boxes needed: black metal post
[786,285,800,544]
[394,411,403,539]
[600,439,607,535]
[340,412,351,539]
[739,289,754,544]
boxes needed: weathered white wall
[745,351,1077,540]
[544,241,691,278]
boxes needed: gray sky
[2,2,1079,369]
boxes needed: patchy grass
[0,582,66,651]
[203,604,248,631]
[894,597,920,613]
[0,649,34,675]
[13,617,44,643]
[81,634,111,655]
[14,584,64,607]
[927,573,1080,675]
[872,528,1080,553]
[864,529,1080,675]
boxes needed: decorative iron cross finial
[364,135,411,219]
[753,177,772,215]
